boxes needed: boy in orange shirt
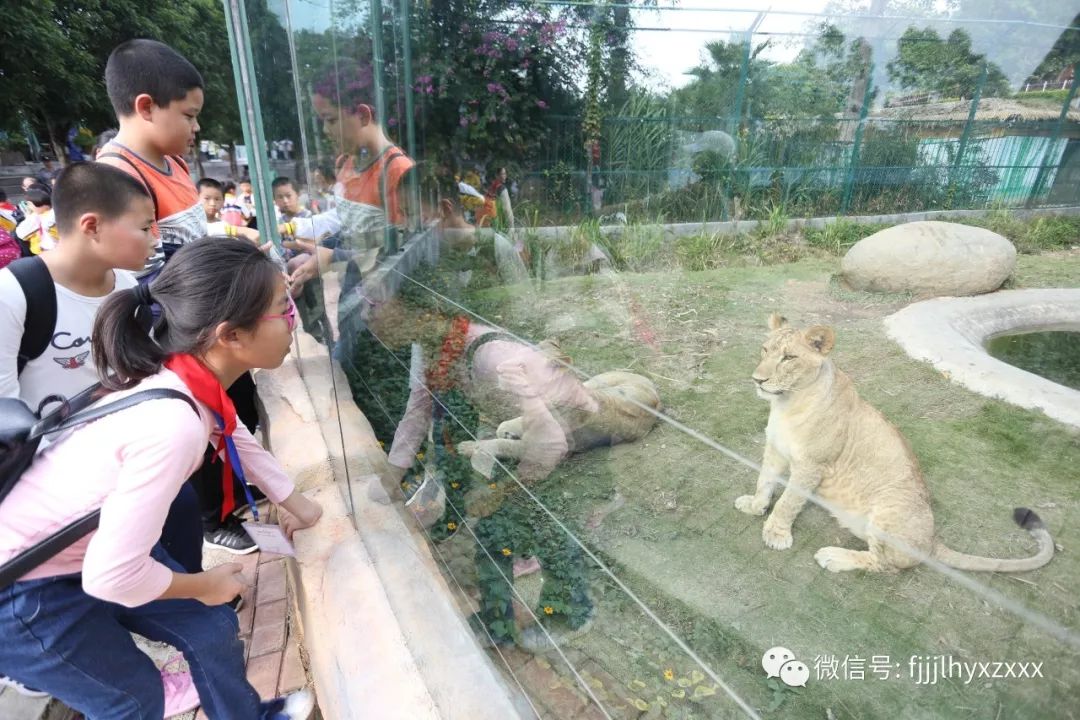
[98,40,207,275]
[98,39,263,563]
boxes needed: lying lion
[736,314,1054,574]
[459,353,660,478]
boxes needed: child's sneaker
[161,653,200,718]
[260,689,315,720]
[0,674,49,697]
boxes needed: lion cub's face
[752,314,836,401]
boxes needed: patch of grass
[803,219,890,255]
[952,208,1080,253]
[1013,89,1071,104]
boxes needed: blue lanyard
[214,412,259,523]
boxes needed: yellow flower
[501,547,512,556]
[488,482,498,490]
[663,669,675,681]
[543,606,554,615]
[377,440,385,448]
[416,452,425,461]
[447,522,457,531]
[450,482,460,489]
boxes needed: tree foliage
[670,24,873,123]
[887,27,1011,98]
[0,0,241,156]
[1026,13,1080,84]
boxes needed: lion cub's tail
[931,508,1055,573]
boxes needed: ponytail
[92,287,166,390]
[92,237,281,390]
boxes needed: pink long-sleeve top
[386,323,597,469]
[0,368,295,607]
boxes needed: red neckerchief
[164,353,239,520]
[427,316,470,393]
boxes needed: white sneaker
[279,689,315,720]
[0,674,49,698]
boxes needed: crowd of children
[0,25,541,717]
[0,39,320,720]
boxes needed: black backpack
[8,256,56,375]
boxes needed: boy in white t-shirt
[0,161,157,699]
[0,162,157,409]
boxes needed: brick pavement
[0,547,311,720]
[193,550,310,720]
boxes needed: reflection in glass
[229,2,1080,716]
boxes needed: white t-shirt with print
[0,268,137,410]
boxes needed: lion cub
[735,314,1054,574]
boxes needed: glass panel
[228,1,1080,716]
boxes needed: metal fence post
[949,62,987,205]
[1026,61,1080,209]
[399,0,420,231]
[222,0,280,252]
[840,65,874,215]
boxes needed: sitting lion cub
[736,314,1054,574]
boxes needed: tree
[1025,13,1080,84]
[0,0,241,160]
[887,27,1010,98]
[405,1,585,167]
[670,24,873,124]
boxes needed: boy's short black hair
[52,162,151,233]
[197,178,223,193]
[222,181,237,195]
[105,39,204,118]
[271,177,297,192]
[25,187,52,208]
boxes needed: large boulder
[841,221,1016,297]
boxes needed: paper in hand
[242,522,296,556]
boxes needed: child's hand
[288,253,319,289]
[236,226,261,244]
[197,563,249,606]
[495,360,543,399]
[278,492,323,539]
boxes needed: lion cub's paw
[762,518,793,550]
[496,419,523,440]
[735,494,768,516]
[814,547,861,572]
[457,441,478,457]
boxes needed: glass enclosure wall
[230,1,1079,717]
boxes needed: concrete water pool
[885,289,1080,429]
[986,330,1080,392]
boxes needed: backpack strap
[0,388,199,591]
[377,148,407,213]
[97,152,159,217]
[170,154,190,176]
[8,257,56,375]
[31,388,198,442]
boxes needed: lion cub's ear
[538,338,572,366]
[767,313,789,331]
[804,326,836,355]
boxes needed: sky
[628,2,832,89]
[273,0,1078,92]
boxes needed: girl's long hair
[92,237,280,390]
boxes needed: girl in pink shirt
[0,238,320,720]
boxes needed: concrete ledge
[885,289,1080,429]
[525,205,1080,241]
[256,333,524,719]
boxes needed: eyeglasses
[261,294,297,332]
